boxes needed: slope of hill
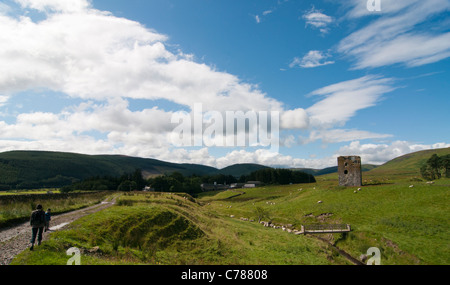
[365,147,450,178]
[292,164,378,176]
[0,151,217,189]
[0,151,270,189]
[218,163,270,177]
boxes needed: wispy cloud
[0,95,9,107]
[300,129,392,145]
[338,0,450,69]
[253,0,289,24]
[306,75,396,128]
[289,50,334,68]
[254,10,273,24]
[303,7,333,34]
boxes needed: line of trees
[238,168,316,185]
[60,167,316,195]
[60,169,146,193]
[420,154,450,180]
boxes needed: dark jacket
[45,211,51,221]
[30,209,46,228]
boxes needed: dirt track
[0,199,115,265]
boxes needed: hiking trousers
[31,227,44,245]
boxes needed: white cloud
[348,32,450,69]
[303,7,333,34]
[210,140,450,169]
[338,0,450,69]
[0,95,9,107]
[0,2,12,15]
[290,50,334,68]
[0,0,295,162]
[15,0,91,13]
[0,1,283,114]
[337,140,450,165]
[280,108,309,129]
[2,0,445,171]
[344,0,418,18]
[300,129,393,145]
[306,75,396,128]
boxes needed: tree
[440,154,450,178]
[131,169,146,190]
[428,154,442,179]
[420,154,450,180]
[117,180,137,191]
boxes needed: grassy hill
[9,147,450,265]
[12,176,450,265]
[293,164,378,176]
[1,147,448,190]
[218,163,270,177]
[364,147,450,179]
[0,151,215,189]
[0,151,269,190]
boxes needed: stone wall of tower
[338,156,362,187]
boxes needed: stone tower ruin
[338,156,362,187]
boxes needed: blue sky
[0,0,449,169]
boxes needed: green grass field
[11,175,449,265]
[0,191,110,228]
[9,147,450,265]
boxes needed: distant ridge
[365,147,450,178]
[0,150,268,190]
[291,164,378,176]
[1,147,448,190]
[218,163,270,177]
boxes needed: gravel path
[0,199,116,265]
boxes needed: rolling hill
[292,164,379,176]
[218,163,270,177]
[0,151,267,189]
[1,147,448,190]
[365,147,450,178]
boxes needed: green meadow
[9,148,450,265]
[11,177,449,265]
[0,191,110,228]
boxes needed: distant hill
[292,164,378,176]
[0,151,215,189]
[218,163,270,177]
[2,147,446,190]
[365,147,450,178]
[0,151,269,190]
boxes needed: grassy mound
[12,192,340,265]
[12,194,204,265]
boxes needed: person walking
[29,204,46,250]
[44,208,51,232]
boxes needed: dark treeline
[60,169,146,193]
[60,168,315,195]
[239,168,316,185]
[420,154,450,180]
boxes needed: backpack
[30,210,45,226]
